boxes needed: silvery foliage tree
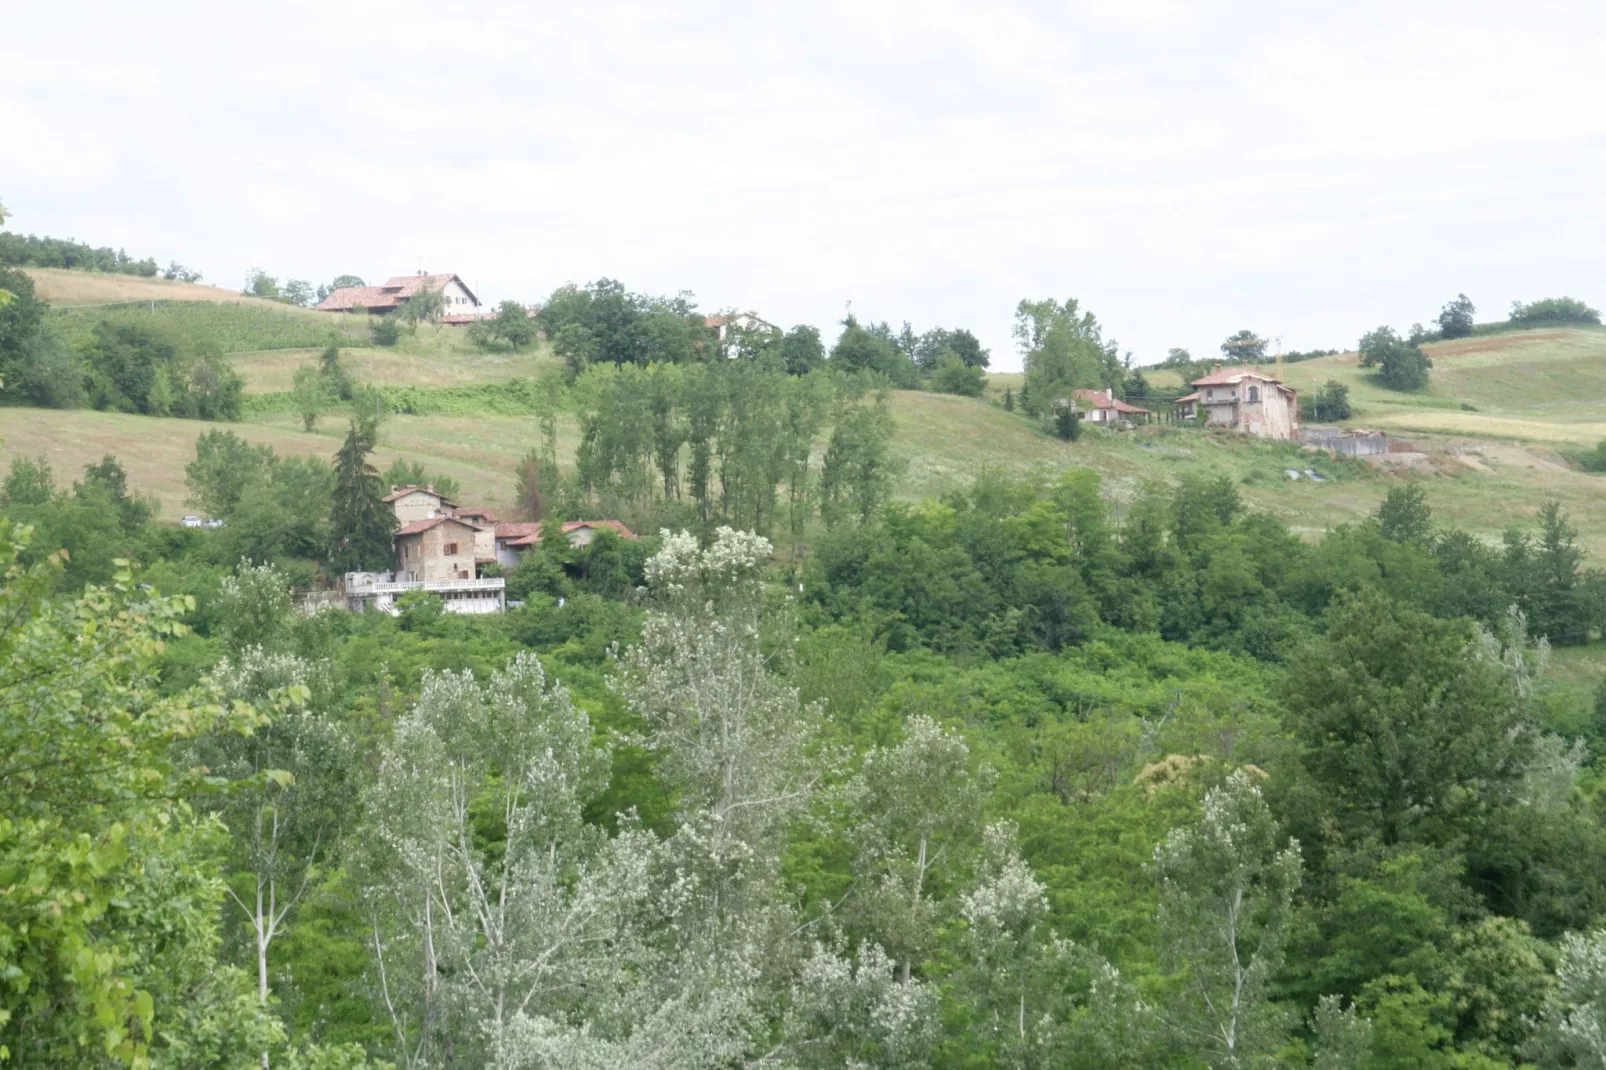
[847,714,991,983]
[1532,928,1606,1068]
[359,653,661,1069]
[1309,996,1373,1070]
[1151,770,1302,1069]
[779,942,939,1070]
[204,646,357,1008]
[613,527,825,923]
[960,822,1145,1070]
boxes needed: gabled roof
[315,273,477,312]
[1174,391,1201,404]
[1073,388,1150,415]
[499,520,639,549]
[1190,366,1283,387]
[383,484,459,506]
[395,515,480,537]
[454,507,497,524]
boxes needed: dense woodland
[8,408,1606,1066]
[10,228,1606,1066]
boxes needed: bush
[0,231,160,275]
[1054,406,1081,441]
[1575,440,1606,473]
[76,315,244,419]
[369,316,401,346]
[1302,380,1352,421]
[1509,297,1601,328]
[930,355,986,397]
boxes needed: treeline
[0,229,200,281]
[10,472,1606,1066]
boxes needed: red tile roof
[1175,391,1201,403]
[496,520,639,549]
[454,507,497,524]
[315,273,477,313]
[1189,366,1284,387]
[1073,388,1150,415]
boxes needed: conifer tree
[328,422,395,573]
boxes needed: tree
[849,715,992,982]
[77,455,152,533]
[245,268,280,300]
[1220,330,1267,364]
[369,317,401,346]
[398,285,445,331]
[489,299,537,349]
[1151,770,1302,1068]
[0,529,288,1066]
[291,364,334,432]
[1003,387,1014,412]
[327,423,396,573]
[1510,297,1601,328]
[186,429,275,518]
[319,344,353,400]
[1377,484,1432,543]
[1013,297,1121,414]
[930,354,986,396]
[1055,405,1081,441]
[1,453,54,507]
[1304,380,1352,421]
[1437,294,1476,339]
[820,393,900,527]
[329,274,365,290]
[1283,591,1536,846]
[779,324,825,376]
[282,279,315,307]
[1533,927,1606,1068]
[832,314,910,381]
[1357,327,1432,391]
[0,266,47,396]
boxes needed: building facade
[1175,367,1299,440]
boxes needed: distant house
[1073,388,1151,426]
[493,520,638,569]
[315,273,480,317]
[383,485,456,526]
[1174,367,1299,440]
[705,312,778,358]
[395,516,481,582]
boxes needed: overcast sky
[6,0,1604,370]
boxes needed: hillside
[6,287,1606,552]
[26,267,292,307]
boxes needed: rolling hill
[6,269,1606,554]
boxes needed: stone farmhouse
[345,484,636,615]
[1073,388,1151,426]
[315,272,482,322]
[1174,367,1299,441]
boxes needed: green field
[7,280,1606,554]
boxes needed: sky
[5,0,1605,371]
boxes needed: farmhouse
[492,520,638,569]
[1174,367,1299,441]
[705,312,778,358]
[1074,388,1151,426]
[315,272,480,317]
[395,516,481,583]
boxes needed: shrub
[1509,297,1601,328]
[1302,380,1352,421]
[370,316,401,346]
[1054,405,1081,441]
[77,315,244,419]
[1575,440,1606,473]
[930,355,986,396]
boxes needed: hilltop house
[1174,367,1299,440]
[315,272,480,318]
[1074,388,1151,426]
[705,312,778,358]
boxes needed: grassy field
[231,336,555,392]
[25,267,291,307]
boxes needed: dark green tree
[328,423,396,573]
[1,454,54,507]
[1221,329,1268,363]
[1358,327,1432,391]
[1437,294,1476,339]
[1003,387,1014,412]
[1378,484,1433,544]
[779,325,825,376]
[185,429,275,519]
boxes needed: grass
[24,267,291,307]
[49,301,369,354]
[231,336,555,392]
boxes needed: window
[1248,385,1260,402]
[444,542,459,555]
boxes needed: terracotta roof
[315,273,477,313]
[454,507,497,524]
[1189,366,1286,387]
[494,522,544,541]
[1175,391,1201,403]
[383,485,455,504]
[497,519,639,549]
[1073,389,1150,415]
[395,515,479,537]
